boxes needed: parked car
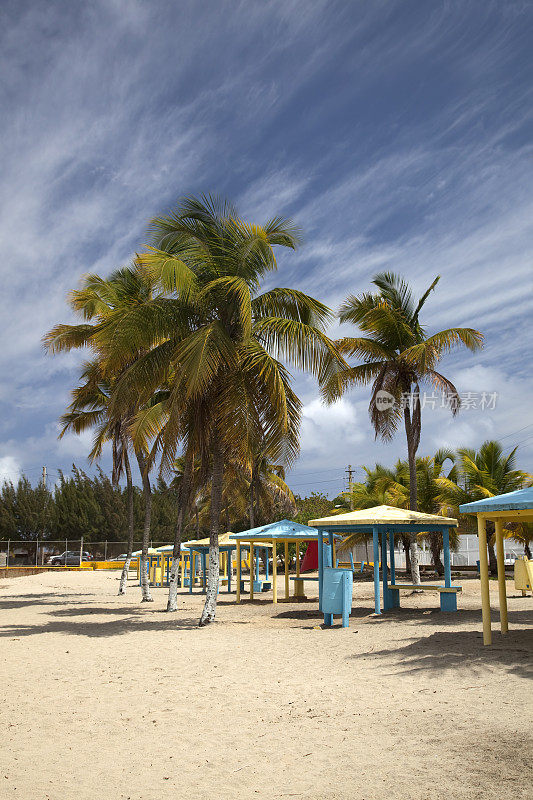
[48,551,92,566]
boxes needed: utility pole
[345,464,354,510]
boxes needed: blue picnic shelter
[309,505,460,616]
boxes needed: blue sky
[1,0,532,496]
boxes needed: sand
[0,570,531,800]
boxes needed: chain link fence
[0,540,172,567]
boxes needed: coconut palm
[377,450,460,574]
[323,272,483,583]
[56,359,137,594]
[436,440,533,573]
[110,195,345,625]
[44,267,159,601]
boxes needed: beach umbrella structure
[230,520,339,604]
[308,506,460,617]
[459,487,533,645]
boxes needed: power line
[498,422,533,442]
[288,477,343,487]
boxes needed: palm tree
[377,450,460,574]
[436,440,532,574]
[110,195,345,625]
[44,267,158,601]
[324,272,483,583]
[56,359,137,594]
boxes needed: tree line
[42,195,486,624]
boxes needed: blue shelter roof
[459,487,533,513]
[230,519,325,541]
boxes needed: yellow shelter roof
[309,505,458,528]
[181,532,272,549]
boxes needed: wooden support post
[272,541,277,603]
[477,516,492,645]
[381,528,389,610]
[317,534,324,611]
[372,527,381,615]
[494,519,508,634]
[201,551,207,593]
[284,541,289,599]
[236,542,241,603]
[249,542,254,601]
[443,528,452,588]
[388,530,396,585]
[296,543,300,578]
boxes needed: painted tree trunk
[136,450,153,602]
[199,440,223,626]
[118,446,134,595]
[167,453,193,612]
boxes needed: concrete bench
[389,583,462,612]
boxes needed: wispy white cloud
[0,456,21,485]
[1,0,532,485]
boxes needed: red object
[300,540,318,572]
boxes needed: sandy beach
[0,569,531,800]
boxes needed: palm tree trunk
[487,541,498,576]
[167,453,193,612]
[199,436,223,626]
[402,535,411,574]
[136,450,153,602]
[118,445,134,595]
[429,533,444,576]
[525,542,532,559]
[403,401,421,585]
[249,478,255,529]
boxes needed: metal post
[104,540,107,562]
[284,541,289,599]
[317,533,324,611]
[477,516,492,645]
[36,538,39,567]
[250,542,255,601]
[381,528,389,610]
[79,536,83,568]
[7,539,10,568]
[372,526,381,614]
[494,520,508,634]
[272,540,277,603]
[389,530,396,584]
[236,542,241,603]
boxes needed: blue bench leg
[342,608,349,628]
[440,592,457,612]
[324,612,333,627]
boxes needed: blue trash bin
[322,567,353,628]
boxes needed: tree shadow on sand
[0,610,201,637]
[0,594,99,610]
[349,626,532,681]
